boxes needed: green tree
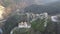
[11,27,30,34]
[3,13,21,34]
[31,18,48,32]
[2,13,28,34]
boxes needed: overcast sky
[14,0,60,8]
[21,0,60,5]
[15,0,60,5]
[33,0,59,5]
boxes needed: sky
[33,0,59,5]
[19,0,60,5]
[13,0,60,8]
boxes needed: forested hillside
[24,1,60,16]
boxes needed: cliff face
[0,5,14,21]
[0,5,5,20]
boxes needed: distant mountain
[24,2,60,16]
[48,1,60,7]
